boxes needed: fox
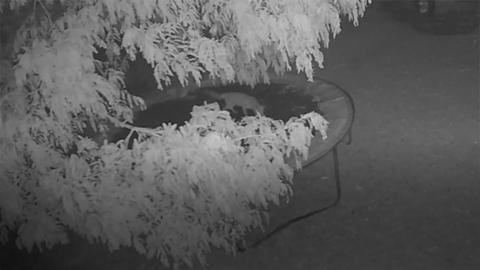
[203,89,265,116]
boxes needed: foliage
[0,0,367,267]
[1,102,329,266]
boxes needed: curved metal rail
[238,76,355,252]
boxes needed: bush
[0,0,367,267]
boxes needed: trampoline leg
[331,146,342,206]
[238,146,345,252]
[345,130,352,145]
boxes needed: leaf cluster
[0,0,366,267]
[1,102,329,267]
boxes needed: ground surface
[201,3,480,270]
[2,1,479,270]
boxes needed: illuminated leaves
[0,0,365,267]
[0,101,328,266]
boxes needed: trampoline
[238,72,355,250]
